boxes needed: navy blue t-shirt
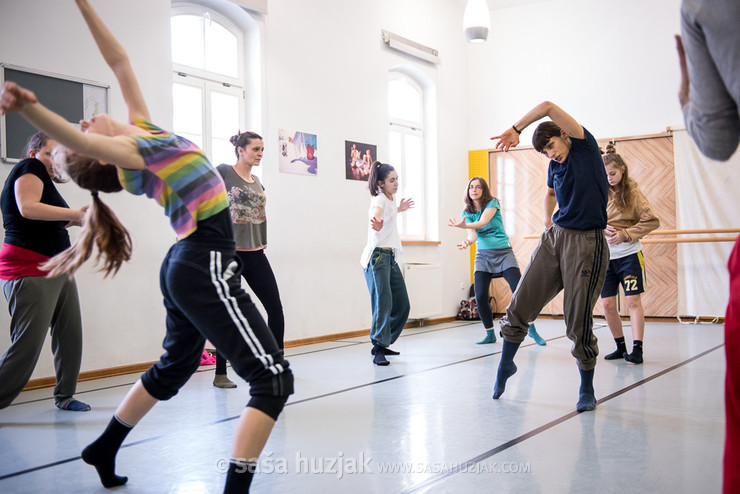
[1,158,71,256]
[546,127,608,230]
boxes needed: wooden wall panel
[486,135,678,318]
[487,148,567,316]
[598,136,677,317]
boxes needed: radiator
[404,263,443,320]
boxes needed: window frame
[170,3,247,169]
[171,5,245,87]
[388,72,427,241]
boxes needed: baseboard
[23,362,157,391]
[24,316,460,391]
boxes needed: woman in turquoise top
[450,177,546,346]
[0,1,292,492]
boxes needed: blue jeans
[363,248,410,348]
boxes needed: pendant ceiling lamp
[463,0,490,43]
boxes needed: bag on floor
[456,297,479,320]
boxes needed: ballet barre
[523,228,739,244]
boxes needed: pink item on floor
[200,349,216,366]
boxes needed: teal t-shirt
[462,198,510,250]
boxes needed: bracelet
[512,125,522,135]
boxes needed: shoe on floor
[55,398,91,411]
[213,374,238,388]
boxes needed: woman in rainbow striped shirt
[0,1,292,492]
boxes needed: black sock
[224,458,257,493]
[604,337,627,360]
[373,349,390,366]
[625,340,644,364]
[577,368,596,412]
[216,351,227,375]
[493,340,520,399]
[81,414,132,487]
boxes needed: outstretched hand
[457,239,472,250]
[490,127,520,152]
[371,216,384,232]
[398,198,415,212]
[0,82,37,115]
[448,218,466,229]
[675,35,689,107]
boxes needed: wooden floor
[0,319,725,493]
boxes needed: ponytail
[367,161,395,196]
[41,149,132,278]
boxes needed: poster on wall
[278,128,317,176]
[345,140,377,182]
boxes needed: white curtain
[673,129,740,317]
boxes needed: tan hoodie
[607,183,660,243]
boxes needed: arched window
[388,69,437,240]
[171,4,246,168]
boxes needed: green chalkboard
[1,64,108,163]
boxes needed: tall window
[388,73,425,240]
[497,157,517,235]
[171,5,245,168]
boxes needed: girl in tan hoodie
[600,144,660,364]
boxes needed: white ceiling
[454,0,554,10]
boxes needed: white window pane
[388,78,422,123]
[402,134,424,236]
[205,21,238,78]
[171,15,204,69]
[172,83,203,139]
[388,130,402,166]
[211,91,240,139]
[211,137,235,166]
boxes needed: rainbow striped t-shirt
[118,120,229,238]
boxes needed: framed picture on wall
[278,128,317,176]
[345,140,377,182]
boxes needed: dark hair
[41,149,132,279]
[229,131,263,158]
[532,121,562,153]
[464,176,494,214]
[602,142,635,211]
[367,161,395,196]
[24,132,67,184]
[24,132,50,157]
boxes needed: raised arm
[1,82,144,170]
[491,101,584,151]
[75,0,150,122]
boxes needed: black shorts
[601,251,646,298]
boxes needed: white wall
[0,0,690,381]
[0,0,176,376]
[0,0,473,379]
[466,0,685,149]
[261,0,473,338]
